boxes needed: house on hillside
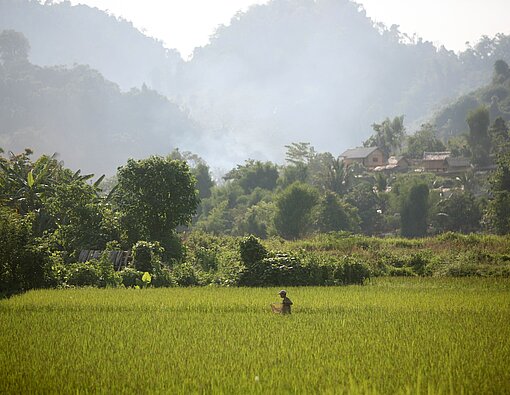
[340,147,385,169]
[446,157,471,174]
[421,151,451,172]
[374,156,410,173]
[421,152,471,173]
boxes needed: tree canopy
[113,156,199,253]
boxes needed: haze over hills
[1,0,510,174]
[0,0,183,92]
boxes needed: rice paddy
[1,278,509,394]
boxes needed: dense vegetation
[434,58,510,139]
[1,6,510,297]
[0,0,182,91]
[0,30,204,174]
[2,88,510,295]
[1,1,510,172]
[1,279,509,393]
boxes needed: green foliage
[224,160,278,194]
[150,267,175,288]
[345,183,382,235]
[467,106,491,167]
[119,268,143,288]
[405,123,446,159]
[234,201,275,239]
[364,116,406,157]
[435,59,510,140]
[141,272,152,287]
[274,182,319,239]
[193,163,215,199]
[489,117,510,157]
[132,241,164,273]
[66,261,100,287]
[114,156,198,257]
[433,191,482,234]
[314,192,359,233]
[0,207,51,295]
[172,262,202,287]
[239,235,267,267]
[400,183,429,238]
[278,162,308,188]
[340,258,371,285]
[66,254,120,288]
[485,152,510,234]
[238,235,268,286]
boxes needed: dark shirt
[281,296,293,314]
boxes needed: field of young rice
[1,278,509,394]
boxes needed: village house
[421,152,471,174]
[446,157,471,174]
[340,147,385,169]
[421,151,451,172]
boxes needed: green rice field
[1,278,509,394]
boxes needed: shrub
[152,267,177,287]
[132,241,163,273]
[261,253,304,286]
[194,246,219,272]
[66,261,101,286]
[0,208,52,295]
[167,232,187,263]
[119,267,143,288]
[173,262,201,286]
[341,259,371,285]
[97,252,121,287]
[407,253,431,276]
[238,235,269,286]
[239,235,267,265]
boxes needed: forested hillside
[0,0,182,92]
[434,59,510,139]
[174,1,510,161]
[0,30,204,174]
[1,0,510,172]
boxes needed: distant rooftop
[340,146,380,159]
[446,157,470,167]
[423,151,451,161]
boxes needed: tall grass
[1,278,509,394]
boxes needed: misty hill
[0,32,204,175]
[434,59,510,139]
[0,0,182,92]
[2,0,510,171]
[175,0,510,161]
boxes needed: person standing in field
[279,290,293,314]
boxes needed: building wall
[423,160,447,172]
[364,150,385,168]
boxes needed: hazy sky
[69,0,510,58]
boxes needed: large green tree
[484,152,510,234]
[274,182,318,239]
[345,183,383,235]
[400,183,429,238]
[314,192,359,233]
[224,160,278,194]
[114,156,199,253]
[489,117,510,158]
[405,123,446,159]
[364,116,406,157]
[433,191,481,234]
[467,106,491,167]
